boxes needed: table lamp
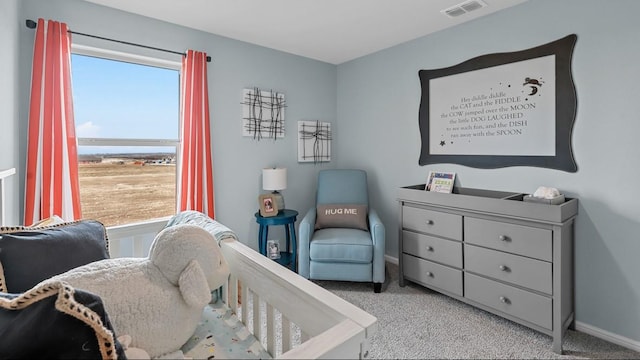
[263,167,287,210]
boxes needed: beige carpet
[313,262,640,359]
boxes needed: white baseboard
[575,321,640,353]
[385,254,399,265]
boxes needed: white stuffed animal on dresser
[45,224,230,359]
[533,186,561,199]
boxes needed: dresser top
[398,185,578,224]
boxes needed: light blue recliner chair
[298,169,385,293]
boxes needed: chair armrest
[368,209,386,284]
[298,208,317,278]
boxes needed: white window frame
[71,44,182,233]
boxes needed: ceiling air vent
[442,0,487,18]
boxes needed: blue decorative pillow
[0,220,110,293]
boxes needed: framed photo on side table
[425,171,456,193]
[259,194,279,217]
[267,240,281,259]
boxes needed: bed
[0,209,377,359]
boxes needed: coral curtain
[178,50,215,217]
[24,18,81,226]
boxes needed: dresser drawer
[402,206,462,240]
[403,230,462,268]
[403,254,463,296]
[464,217,552,261]
[465,273,552,330]
[464,245,552,294]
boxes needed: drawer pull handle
[425,220,434,225]
[426,246,434,252]
[498,235,510,242]
[499,296,511,304]
[426,271,433,277]
[499,265,510,272]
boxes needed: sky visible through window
[71,54,179,154]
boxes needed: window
[71,47,180,227]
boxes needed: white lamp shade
[263,168,287,191]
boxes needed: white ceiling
[82,0,528,64]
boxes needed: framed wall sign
[418,34,578,172]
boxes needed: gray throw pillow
[0,220,110,293]
[315,204,368,231]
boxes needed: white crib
[107,219,377,359]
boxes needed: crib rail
[220,239,377,359]
[105,217,169,258]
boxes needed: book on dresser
[424,171,455,193]
[397,184,578,355]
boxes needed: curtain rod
[25,19,211,63]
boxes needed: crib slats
[221,280,228,305]
[241,283,248,324]
[253,292,261,340]
[228,274,238,313]
[282,316,292,353]
[266,303,275,355]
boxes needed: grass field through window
[78,161,176,227]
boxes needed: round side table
[254,209,298,271]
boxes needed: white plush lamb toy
[45,224,230,359]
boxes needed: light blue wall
[0,0,20,225]
[337,0,639,346]
[17,0,337,245]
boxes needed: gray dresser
[398,185,578,354]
